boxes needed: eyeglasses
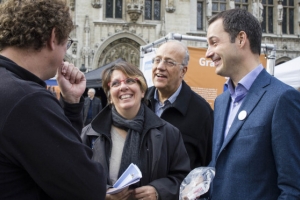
[67,37,73,49]
[108,77,139,88]
[152,57,183,67]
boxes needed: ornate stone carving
[166,0,176,13]
[258,0,263,23]
[127,0,143,23]
[84,16,90,33]
[278,0,283,25]
[123,24,130,31]
[160,17,166,36]
[252,0,263,23]
[206,0,212,18]
[127,10,142,23]
[229,0,235,9]
[100,38,140,66]
[91,0,102,8]
[72,43,77,55]
[70,0,75,11]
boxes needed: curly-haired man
[0,1,106,199]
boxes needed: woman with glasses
[81,61,190,200]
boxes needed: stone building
[1,0,300,70]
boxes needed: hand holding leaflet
[107,163,142,194]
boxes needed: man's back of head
[0,0,74,80]
[0,0,73,52]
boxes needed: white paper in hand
[107,163,142,194]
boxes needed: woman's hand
[132,186,158,200]
[106,187,132,200]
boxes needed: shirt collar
[225,64,264,95]
[154,82,182,104]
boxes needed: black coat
[81,105,191,199]
[0,55,106,200]
[83,96,102,124]
[146,81,213,169]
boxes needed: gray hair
[182,49,189,67]
[88,88,96,93]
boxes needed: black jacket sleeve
[2,91,107,200]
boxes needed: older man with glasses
[146,40,214,170]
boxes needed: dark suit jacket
[146,81,213,169]
[83,97,102,124]
[210,69,300,199]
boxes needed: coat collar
[146,80,192,116]
[0,55,46,87]
[217,69,271,155]
[89,103,165,137]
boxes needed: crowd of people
[0,0,300,200]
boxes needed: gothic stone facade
[2,0,299,70]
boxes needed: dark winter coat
[0,55,106,200]
[146,81,213,169]
[81,105,191,199]
[83,96,102,124]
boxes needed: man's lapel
[213,91,231,159]
[218,70,271,155]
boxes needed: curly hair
[102,61,148,104]
[0,0,73,51]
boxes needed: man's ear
[47,28,57,50]
[180,66,188,78]
[237,31,247,47]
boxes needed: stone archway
[99,38,140,67]
[92,32,147,69]
[275,56,291,66]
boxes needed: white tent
[274,57,300,89]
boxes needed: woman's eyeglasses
[67,37,73,49]
[108,78,139,88]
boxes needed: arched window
[145,0,161,20]
[197,0,204,30]
[106,0,123,19]
[261,0,273,33]
[282,0,294,34]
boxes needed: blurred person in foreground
[81,61,190,200]
[83,88,103,126]
[205,8,300,199]
[146,40,213,169]
[0,0,106,199]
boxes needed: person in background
[0,0,106,199]
[205,8,300,199]
[146,40,214,169]
[81,61,190,200]
[83,88,102,126]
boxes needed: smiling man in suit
[205,8,300,199]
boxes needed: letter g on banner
[199,58,215,67]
